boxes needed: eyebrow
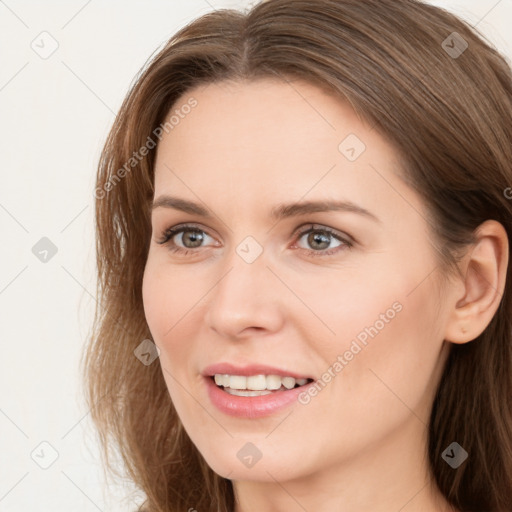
[151,195,381,223]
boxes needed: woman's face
[142,78,453,483]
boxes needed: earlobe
[444,220,509,344]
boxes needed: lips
[204,375,314,418]
[201,362,316,418]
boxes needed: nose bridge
[204,242,283,336]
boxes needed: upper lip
[202,362,314,380]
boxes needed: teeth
[247,374,267,390]
[282,377,295,389]
[213,374,310,391]
[266,375,282,390]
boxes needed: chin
[198,443,306,483]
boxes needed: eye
[156,223,217,255]
[291,224,353,257]
[156,222,353,258]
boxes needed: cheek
[290,260,404,357]
[306,256,444,408]
[142,263,167,337]
[331,277,443,424]
[142,258,203,376]
[142,262,197,413]
[142,260,184,369]
[142,256,192,339]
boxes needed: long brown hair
[82,1,512,510]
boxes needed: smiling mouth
[211,374,314,397]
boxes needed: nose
[203,249,284,340]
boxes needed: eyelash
[156,222,353,258]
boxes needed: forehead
[152,78,422,225]
[156,78,367,158]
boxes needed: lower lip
[204,376,311,419]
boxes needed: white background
[1,1,511,510]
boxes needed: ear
[444,220,509,344]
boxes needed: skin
[142,78,508,512]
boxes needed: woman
[83,0,512,510]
